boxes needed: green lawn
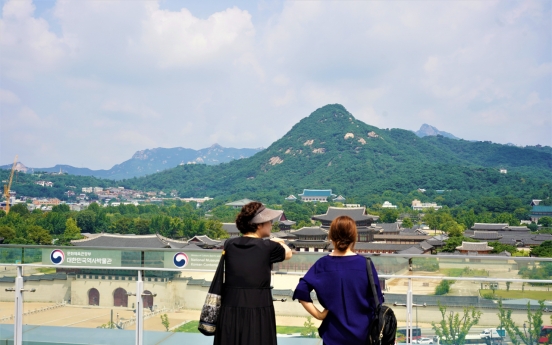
[173,321,311,335]
[173,321,200,333]
[479,289,551,300]
[440,268,488,277]
[36,267,56,274]
[276,326,308,334]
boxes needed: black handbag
[366,257,397,345]
[198,248,225,336]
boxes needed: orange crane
[3,155,18,213]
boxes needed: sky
[0,0,550,170]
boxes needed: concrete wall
[0,279,71,303]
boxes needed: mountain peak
[415,124,459,140]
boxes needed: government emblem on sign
[50,249,65,265]
[173,252,188,268]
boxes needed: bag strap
[366,257,381,309]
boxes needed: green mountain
[123,104,552,204]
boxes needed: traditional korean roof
[418,241,434,251]
[291,227,328,236]
[299,189,336,197]
[352,243,420,252]
[397,246,425,255]
[0,273,68,283]
[471,231,502,240]
[531,205,552,213]
[188,235,221,246]
[290,240,329,249]
[376,223,400,233]
[271,231,297,239]
[433,234,449,241]
[222,223,240,235]
[312,207,379,222]
[532,234,552,241]
[357,226,380,234]
[507,226,530,232]
[280,220,296,226]
[187,279,206,286]
[456,242,493,251]
[399,228,427,236]
[333,195,346,202]
[225,198,256,207]
[427,239,444,247]
[285,195,297,201]
[71,233,188,249]
[471,223,509,230]
[373,234,432,242]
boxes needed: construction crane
[3,155,18,213]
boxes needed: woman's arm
[270,238,293,260]
[299,300,328,320]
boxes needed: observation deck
[0,245,550,344]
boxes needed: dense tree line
[0,202,228,246]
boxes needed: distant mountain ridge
[0,144,262,180]
[415,124,460,140]
[124,104,552,203]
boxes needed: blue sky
[1,0,550,169]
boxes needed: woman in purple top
[293,215,384,345]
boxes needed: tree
[432,303,482,345]
[51,204,70,213]
[160,314,170,331]
[401,217,413,228]
[300,316,317,338]
[27,225,52,245]
[442,221,464,237]
[441,237,476,253]
[435,280,454,295]
[9,203,29,217]
[497,299,545,345]
[531,241,552,257]
[0,225,16,242]
[76,210,96,233]
[64,218,82,240]
[380,209,399,223]
[539,217,552,227]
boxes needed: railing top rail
[1,244,551,262]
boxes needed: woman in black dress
[214,201,292,345]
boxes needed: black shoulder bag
[366,257,397,345]
[198,247,225,336]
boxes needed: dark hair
[235,202,263,234]
[328,216,357,251]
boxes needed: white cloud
[0,0,69,80]
[0,89,20,104]
[0,0,550,168]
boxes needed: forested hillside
[121,104,551,205]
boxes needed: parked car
[416,338,434,344]
[480,328,503,340]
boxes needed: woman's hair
[328,215,357,252]
[235,201,264,234]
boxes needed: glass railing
[0,245,550,345]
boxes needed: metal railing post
[407,278,413,345]
[135,270,144,345]
[14,265,23,345]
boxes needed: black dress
[214,237,286,345]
